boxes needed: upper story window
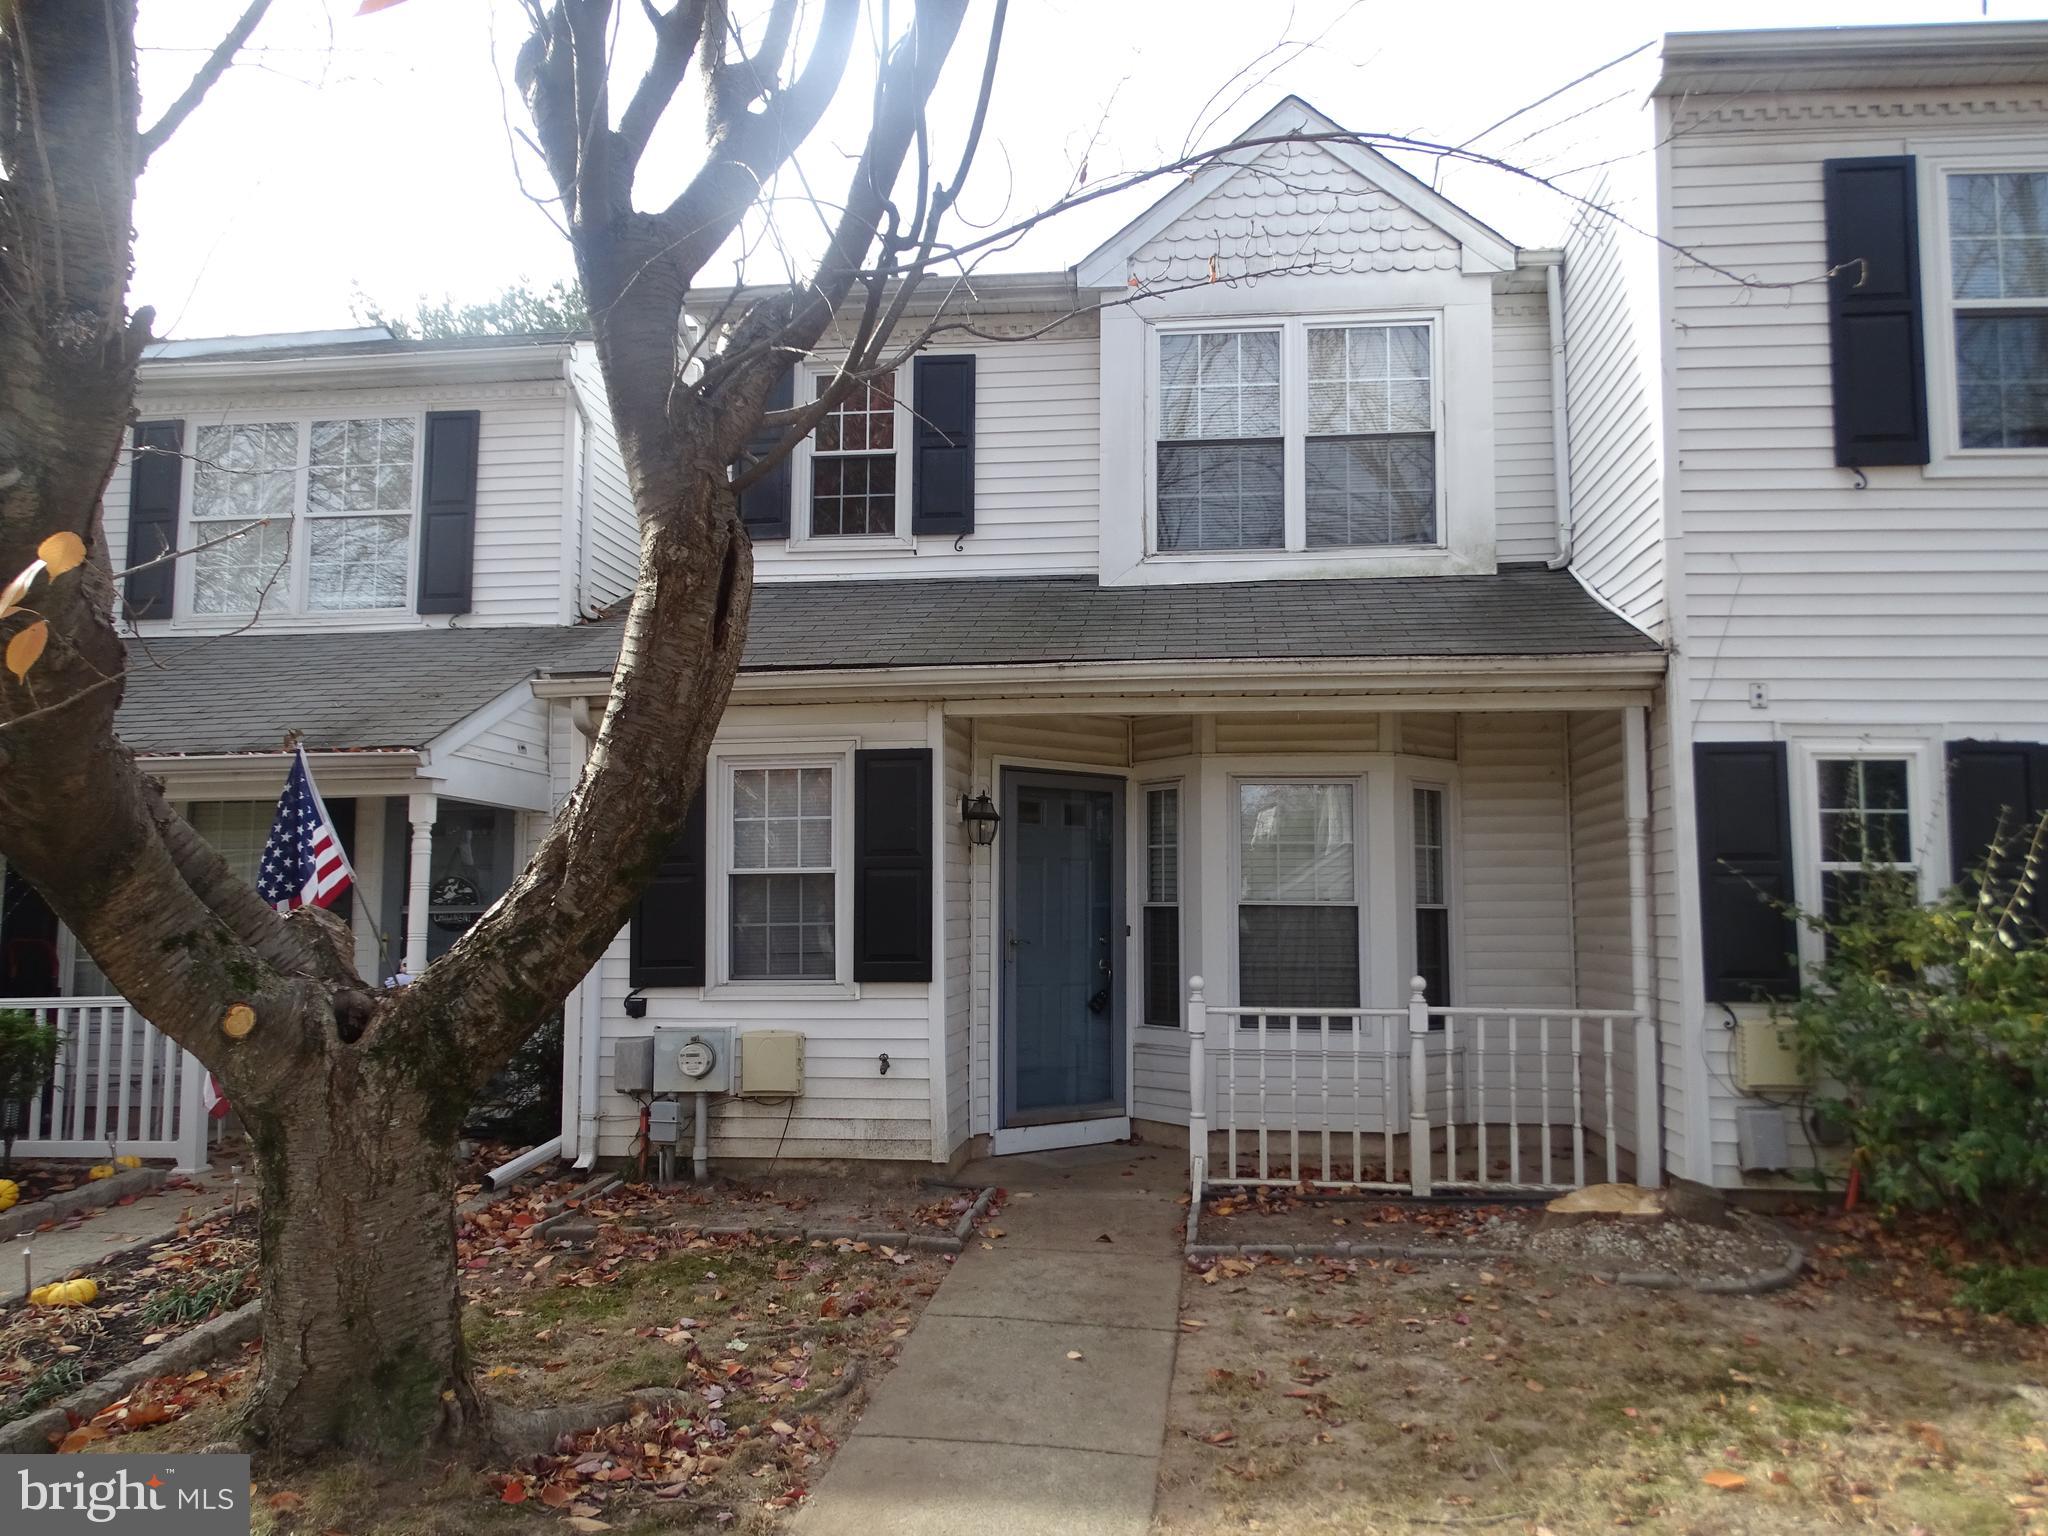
[798,370,910,543]
[1152,318,1440,556]
[189,416,416,615]
[1948,172,2048,449]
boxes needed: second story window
[1949,172,2048,448]
[189,416,418,616]
[1152,318,1441,557]
[808,374,902,538]
[1157,331,1284,550]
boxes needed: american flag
[255,747,354,912]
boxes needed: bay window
[1236,781,1360,1026]
[1412,785,1450,1005]
[188,415,419,615]
[1153,318,1440,555]
[1143,784,1182,1027]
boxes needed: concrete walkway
[1,1167,241,1302]
[793,1144,1186,1536]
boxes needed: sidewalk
[1,1165,242,1302]
[793,1144,1186,1536]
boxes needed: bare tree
[0,0,1807,1463]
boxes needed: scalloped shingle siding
[1128,141,1461,283]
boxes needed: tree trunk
[242,1033,477,1457]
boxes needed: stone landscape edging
[0,1166,168,1240]
[0,1299,262,1454]
[1184,1237,1808,1295]
[617,1186,999,1256]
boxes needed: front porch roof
[543,565,1660,678]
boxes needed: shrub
[1780,824,2048,1252]
[0,1008,59,1165]
[1953,1263,2048,1325]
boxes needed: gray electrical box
[1737,1103,1792,1173]
[652,1024,735,1094]
[613,1035,655,1095]
[647,1099,683,1144]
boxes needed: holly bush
[1781,827,2048,1253]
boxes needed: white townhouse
[48,56,2008,1206]
[1648,23,2048,1190]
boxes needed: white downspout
[570,694,603,1168]
[1544,258,1575,569]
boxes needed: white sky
[134,0,2048,338]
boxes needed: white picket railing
[4,996,208,1169]
[1188,975,1643,1204]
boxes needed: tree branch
[616,0,710,172]
[135,0,274,167]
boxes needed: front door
[999,770,1127,1148]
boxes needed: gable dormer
[1079,98,1527,587]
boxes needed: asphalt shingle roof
[118,568,1658,757]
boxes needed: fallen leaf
[1066,1350,1085,1361]
[500,1480,529,1505]
[266,1492,307,1512]
[1702,1470,1748,1492]
[7,619,48,679]
[565,1518,612,1533]
[539,1483,575,1509]
[1524,1379,1545,1393]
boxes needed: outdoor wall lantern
[961,791,1002,848]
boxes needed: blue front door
[1001,771,1125,1127]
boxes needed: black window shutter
[1822,156,1929,467]
[853,748,932,983]
[912,354,976,537]
[125,420,183,619]
[629,791,707,987]
[1694,742,1802,1003]
[417,410,480,614]
[1946,740,2048,929]
[735,363,795,541]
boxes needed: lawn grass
[1157,1252,2048,1534]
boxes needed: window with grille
[809,376,899,536]
[189,416,419,614]
[1815,757,1917,935]
[1156,330,1284,551]
[1412,785,1450,1009]
[1143,785,1182,1027]
[1949,172,2048,448]
[728,765,837,980]
[1306,324,1437,546]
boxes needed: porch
[947,692,1661,1194]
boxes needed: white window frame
[1139,779,1186,1033]
[1144,313,1446,558]
[706,742,858,997]
[1225,774,1370,1027]
[790,366,914,551]
[172,412,424,619]
[1918,147,2048,476]
[1786,734,1942,975]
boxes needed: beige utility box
[1735,1015,1809,1093]
[738,1030,806,1098]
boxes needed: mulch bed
[0,1207,258,1427]
[0,1161,124,1208]
[1200,1187,1799,1281]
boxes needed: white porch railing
[1188,975,1645,1203]
[4,997,208,1169]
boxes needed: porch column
[1622,705,1662,1187]
[404,792,436,979]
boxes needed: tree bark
[245,1056,476,1456]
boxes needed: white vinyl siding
[1492,294,1560,562]
[750,329,1099,581]
[569,341,638,612]
[109,380,575,630]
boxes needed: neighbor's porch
[0,739,553,1169]
[945,688,1661,1196]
